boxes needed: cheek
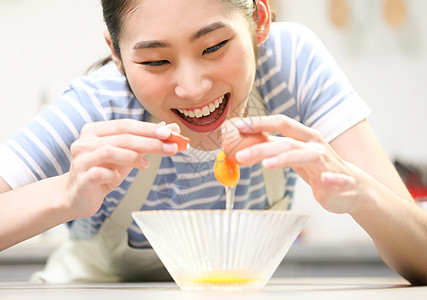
[221,44,256,114]
[124,66,171,113]
[226,39,257,95]
[223,48,255,84]
[127,69,162,98]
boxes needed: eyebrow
[133,22,228,50]
[190,22,227,42]
[133,40,170,50]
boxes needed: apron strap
[109,154,163,229]
[248,87,289,210]
[109,114,164,229]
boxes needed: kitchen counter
[0,277,425,300]
[0,242,400,281]
[1,240,422,298]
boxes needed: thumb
[165,123,181,134]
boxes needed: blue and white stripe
[0,22,370,247]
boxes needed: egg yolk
[189,270,259,286]
[191,276,258,285]
[214,150,240,187]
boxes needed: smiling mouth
[172,93,230,129]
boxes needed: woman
[0,0,426,285]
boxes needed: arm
[0,175,73,251]
[233,116,427,285]
[330,120,427,286]
[0,120,181,251]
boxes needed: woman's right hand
[64,119,180,219]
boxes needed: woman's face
[117,0,257,150]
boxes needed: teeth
[202,106,210,116]
[178,109,187,116]
[194,109,203,118]
[177,95,225,118]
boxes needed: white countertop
[0,277,425,300]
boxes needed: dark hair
[101,0,138,59]
[89,0,260,72]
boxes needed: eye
[203,40,229,55]
[141,60,170,67]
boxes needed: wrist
[347,171,383,223]
[45,173,78,223]
[341,162,380,218]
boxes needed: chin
[181,128,222,151]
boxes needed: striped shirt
[0,22,371,247]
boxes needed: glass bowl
[132,210,309,291]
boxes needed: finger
[157,122,181,136]
[235,137,304,165]
[73,145,161,174]
[100,134,178,155]
[85,166,121,184]
[75,134,178,156]
[262,149,321,169]
[164,123,181,134]
[81,119,173,140]
[321,172,357,191]
[77,145,143,170]
[234,115,320,143]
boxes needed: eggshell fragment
[165,132,190,152]
[221,120,269,164]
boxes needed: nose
[174,62,213,100]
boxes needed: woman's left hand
[233,114,365,214]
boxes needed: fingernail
[156,127,171,139]
[233,119,245,129]
[234,119,254,133]
[168,124,181,135]
[262,157,278,169]
[163,143,178,154]
[235,149,250,162]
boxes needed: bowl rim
[131,209,311,218]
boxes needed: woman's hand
[0,119,184,251]
[64,119,181,219]
[232,115,366,214]
[227,116,427,285]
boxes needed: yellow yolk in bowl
[191,276,259,285]
[189,270,260,286]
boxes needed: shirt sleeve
[257,22,371,143]
[0,144,38,189]
[0,76,108,189]
[292,24,371,142]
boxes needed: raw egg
[214,150,240,187]
[221,120,269,165]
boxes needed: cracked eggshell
[221,120,269,165]
[165,132,190,152]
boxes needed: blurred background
[1,0,426,280]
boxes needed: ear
[103,30,125,75]
[255,0,271,44]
